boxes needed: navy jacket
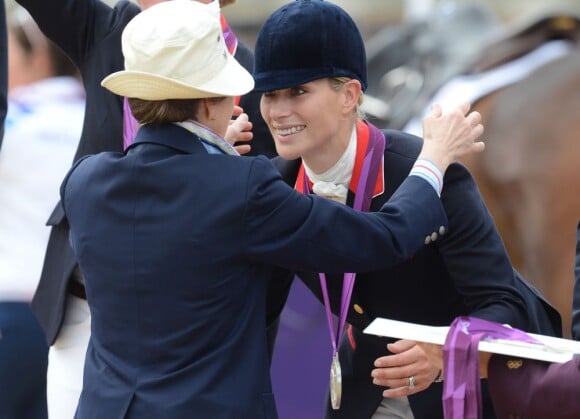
[16,0,273,345]
[61,123,448,418]
[271,129,562,419]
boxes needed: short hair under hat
[253,0,367,92]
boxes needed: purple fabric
[122,97,138,150]
[302,123,385,355]
[353,123,387,211]
[221,17,238,55]
[271,279,331,418]
[442,316,541,419]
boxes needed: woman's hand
[371,339,442,398]
[225,105,253,155]
[419,102,485,172]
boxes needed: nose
[261,94,291,122]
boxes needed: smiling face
[260,78,361,173]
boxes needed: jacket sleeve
[15,0,134,66]
[242,156,448,274]
[436,162,529,329]
[488,355,580,419]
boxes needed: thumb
[386,339,417,354]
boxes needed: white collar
[303,127,356,204]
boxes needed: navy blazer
[488,355,580,419]
[271,129,562,419]
[61,123,448,418]
[17,0,273,345]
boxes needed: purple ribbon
[221,15,238,56]
[122,97,139,150]
[442,316,542,419]
[303,122,385,355]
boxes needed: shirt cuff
[409,158,443,197]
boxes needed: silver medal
[330,352,342,410]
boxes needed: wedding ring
[408,375,416,390]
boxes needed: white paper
[364,318,580,364]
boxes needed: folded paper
[364,317,580,363]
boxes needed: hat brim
[253,67,365,93]
[101,54,254,100]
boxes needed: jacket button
[353,304,364,314]
[424,235,431,245]
[439,226,446,235]
[431,232,438,241]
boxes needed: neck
[302,123,356,174]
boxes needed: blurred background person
[0,0,5,146]
[0,4,84,419]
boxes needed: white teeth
[277,125,305,136]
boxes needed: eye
[263,91,277,98]
[290,87,306,96]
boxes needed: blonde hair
[328,77,365,119]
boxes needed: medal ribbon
[442,316,542,419]
[296,120,385,356]
[122,13,240,150]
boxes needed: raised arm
[14,0,132,66]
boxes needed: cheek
[259,99,270,123]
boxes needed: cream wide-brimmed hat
[101,0,254,100]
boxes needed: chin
[275,146,301,161]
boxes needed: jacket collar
[129,123,208,155]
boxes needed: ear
[342,79,362,115]
[197,98,215,124]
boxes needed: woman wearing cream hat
[62,1,483,417]
[14,0,266,417]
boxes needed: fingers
[231,105,243,118]
[371,341,441,398]
[457,101,471,116]
[224,112,253,146]
[234,144,252,155]
[419,101,485,171]
[466,110,481,126]
[386,339,416,354]
[430,103,443,118]
[233,130,253,143]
